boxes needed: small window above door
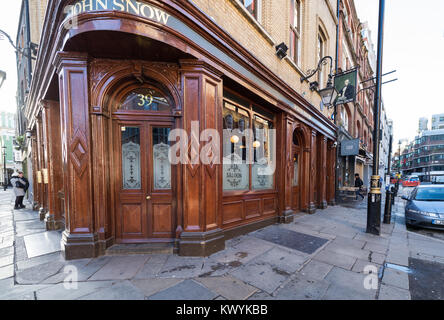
[120,87,172,112]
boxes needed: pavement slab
[230,259,290,294]
[0,284,52,300]
[0,264,14,280]
[80,280,146,300]
[195,275,258,300]
[381,268,409,290]
[249,246,308,274]
[36,280,118,300]
[273,274,330,300]
[364,242,389,254]
[313,250,357,270]
[0,254,13,268]
[89,255,149,281]
[23,231,62,258]
[130,278,183,297]
[133,254,169,279]
[147,279,218,300]
[15,261,66,284]
[351,259,381,274]
[157,256,204,278]
[323,266,377,299]
[299,259,334,280]
[378,284,411,300]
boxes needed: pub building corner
[24,0,337,259]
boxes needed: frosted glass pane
[153,127,171,190]
[293,155,299,186]
[121,127,141,189]
[223,161,250,190]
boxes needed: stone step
[105,243,174,255]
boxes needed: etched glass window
[121,126,141,189]
[252,115,274,190]
[293,154,299,186]
[120,87,171,112]
[223,102,250,191]
[153,127,171,190]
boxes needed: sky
[354,0,444,145]
[0,0,22,113]
[1,0,444,145]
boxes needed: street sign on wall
[341,139,360,156]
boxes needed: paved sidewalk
[1,188,443,300]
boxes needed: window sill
[230,0,276,46]
[284,56,306,78]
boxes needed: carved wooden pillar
[90,109,112,255]
[42,100,64,230]
[319,136,328,209]
[178,60,224,256]
[307,130,317,213]
[55,52,98,260]
[36,114,47,219]
[279,114,294,223]
[327,140,336,206]
[30,134,39,210]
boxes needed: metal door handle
[146,195,151,200]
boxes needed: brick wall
[191,0,337,120]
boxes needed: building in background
[419,117,428,132]
[15,0,49,205]
[336,0,377,190]
[431,113,444,130]
[0,112,16,187]
[400,129,444,180]
[379,108,392,185]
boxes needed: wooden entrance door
[114,120,175,243]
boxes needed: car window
[414,188,444,201]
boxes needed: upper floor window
[290,0,301,64]
[341,107,349,132]
[317,29,326,88]
[240,0,261,21]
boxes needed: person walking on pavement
[354,173,365,200]
[10,171,29,209]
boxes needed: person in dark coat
[10,171,28,209]
[354,173,365,200]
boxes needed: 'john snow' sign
[340,138,360,156]
[65,0,171,25]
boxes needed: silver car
[402,185,444,230]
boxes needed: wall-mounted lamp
[25,129,32,139]
[300,56,338,108]
[275,42,288,60]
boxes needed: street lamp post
[2,146,7,191]
[366,0,386,236]
[383,133,393,223]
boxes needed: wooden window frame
[290,0,301,65]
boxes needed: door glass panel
[153,127,171,190]
[293,153,299,186]
[121,126,141,190]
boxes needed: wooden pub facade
[25,0,338,259]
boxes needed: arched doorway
[111,80,177,244]
[292,129,303,212]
